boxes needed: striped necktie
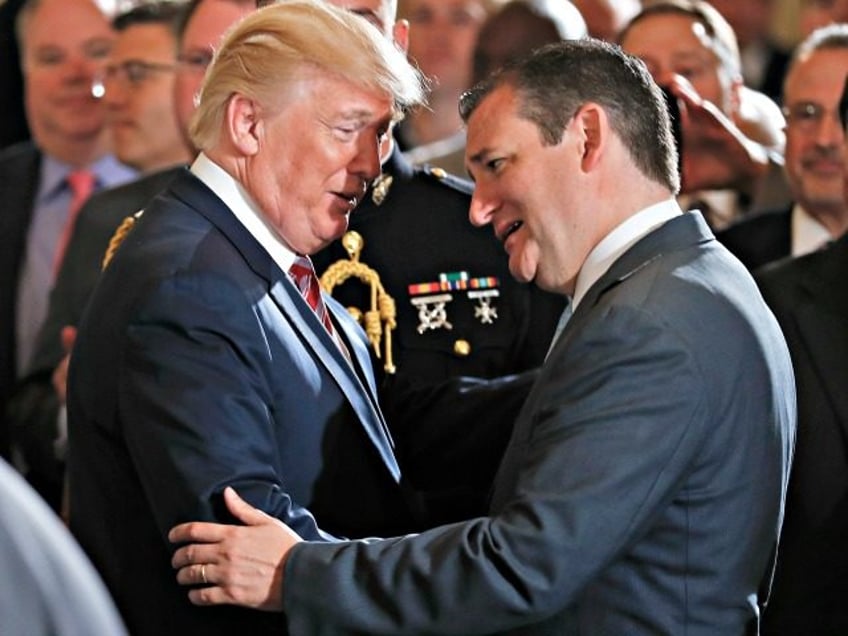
[289,255,334,335]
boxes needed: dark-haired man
[171,39,795,635]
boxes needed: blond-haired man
[67,3,424,634]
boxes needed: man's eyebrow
[336,108,378,121]
[349,8,384,30]
[467,147,491,165]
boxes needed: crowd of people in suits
[0,0,846,634]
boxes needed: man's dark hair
[114,0,189,38]
[460,38,680,193]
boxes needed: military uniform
[313,149,563,383]
[313,149,564,522]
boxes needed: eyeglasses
[91,59,176,97]
[176,50,215,74]
[781,102,844,132]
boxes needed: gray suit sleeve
[284,304,709,634]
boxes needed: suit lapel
[169,172,401,480]
[270,279,400,479]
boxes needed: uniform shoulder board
[417,164,474,196]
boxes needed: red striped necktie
[289,255,334,335]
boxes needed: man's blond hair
[190,0,424,149]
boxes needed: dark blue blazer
[283,212,796,635]
[67,170,420,635]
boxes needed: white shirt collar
[790,203,832,257]
[572,198,682,310]
[190,153,297,273]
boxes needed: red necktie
[289,255,334,335]
[53,170,96,276]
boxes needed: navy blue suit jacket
[283,212,795,635]
[68,170,420,635]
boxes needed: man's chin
[507,260,535,285]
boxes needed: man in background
[8,0,196,510]
[0,0,135,463]
[100,1,192,175]
[619,0,790,228]
[718,24,848,269]
[754,71,848,636]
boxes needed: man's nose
[353,134,383,182]
[469,186,496,227]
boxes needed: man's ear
[393,18,409,54]
[225,94,263,156]
[574,102,606,173]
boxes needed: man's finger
[188,586,230,607]
[224,486,274,526]
[171,541,221,569]
[175,562,214,586]
[168,520,229,545]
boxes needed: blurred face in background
[572,0,639,42]
[327,0,397,39]
[782,48,848,217]
[101,22,188,171]
[707,0,772,47]
[801,0,848,38]
[174,0,254,153]
[20,0,114,161]
[404,0,486,94]
[620,12,737,116]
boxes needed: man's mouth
[333,191,359,209]
[500,220,523,243]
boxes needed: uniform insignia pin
[469,290,499,324]
[410,294,453,334]
[371,173,393,206]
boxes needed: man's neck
[36,130,112,168]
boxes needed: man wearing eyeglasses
[718,23,848,270]
[100,1,192,174]
[0,0,136,482]
[7,0,252,512]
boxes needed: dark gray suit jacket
[757,234,848,634]
[283,212,796,635]
[716,206,792,271]
[0,142,40,459]
[68,170,421,635]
